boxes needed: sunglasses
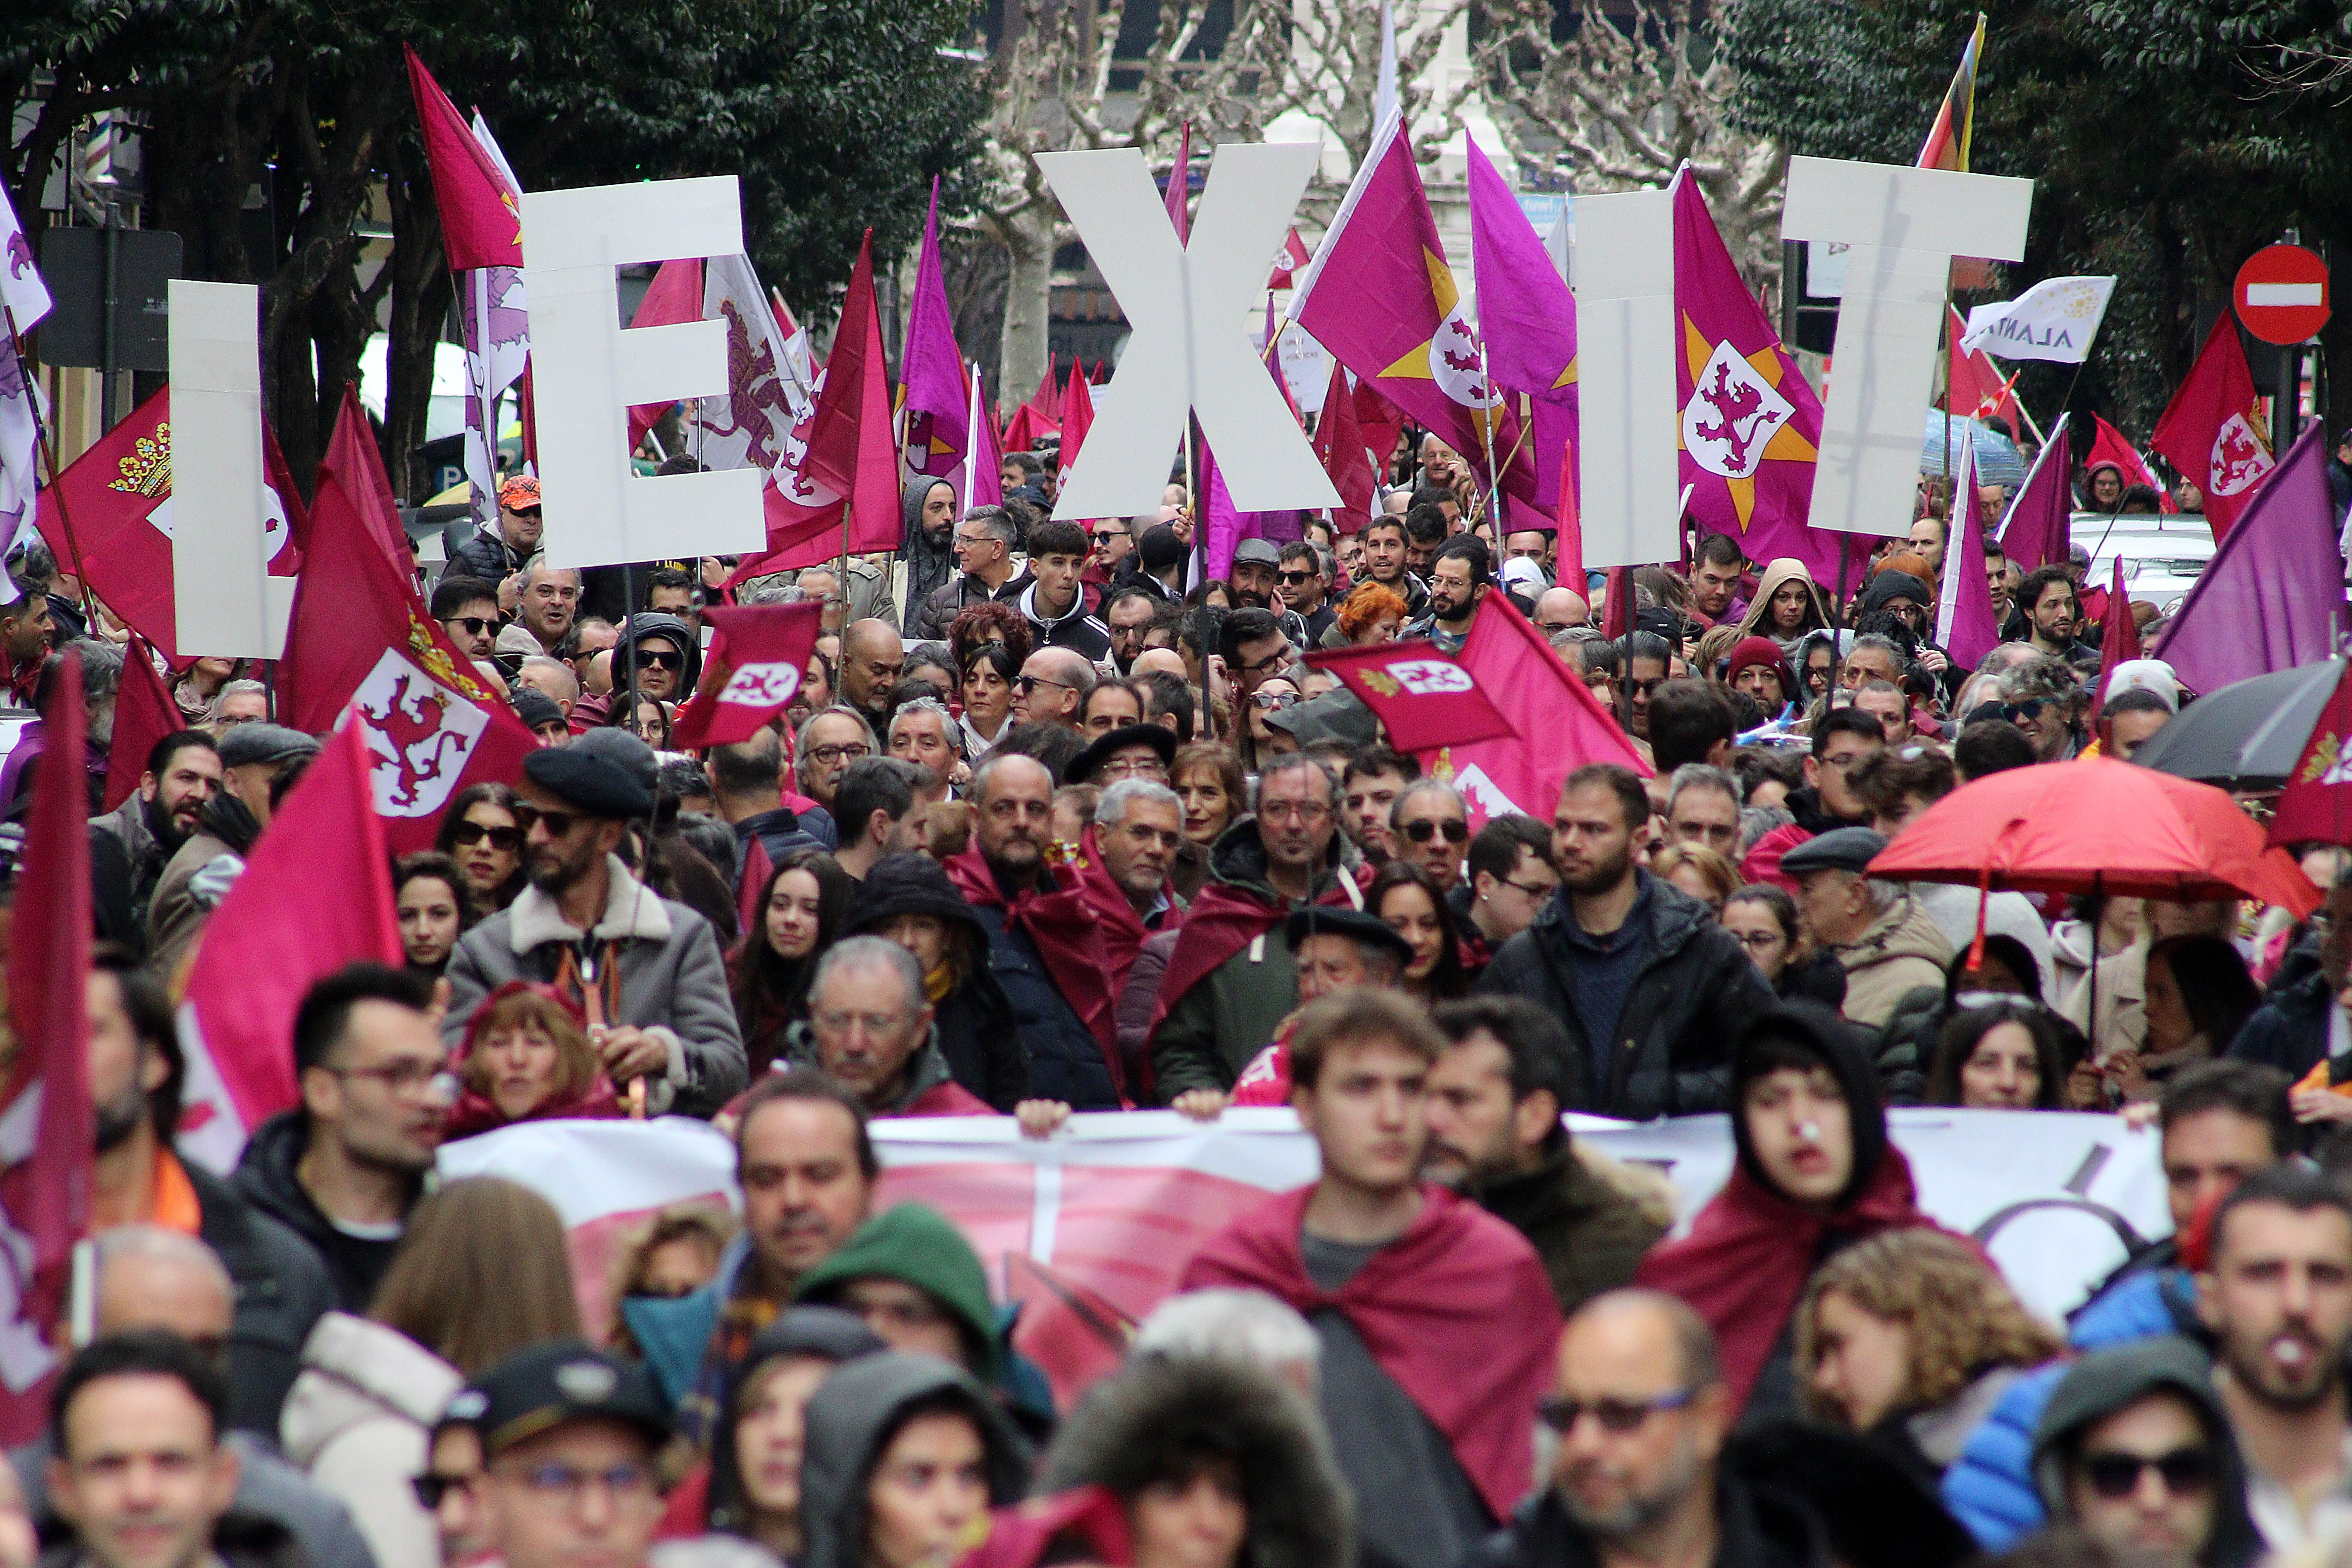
[443,616,499,637]
[510,804,581,838]
[1277,569,1316,585]
[1015,674,1073,694]
[635,649,684,671]
[450,820,523,851]
[411,1473,473,1511]
[1400,817,1468,844]
[2002,700,2049,723]
[2080,1448,2214,1499]
[1090,529,1128,544]
[1538,1388,1697,1435]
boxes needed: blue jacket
[969,902,1122,1110]
[2229,966,2330,1079]
[1941,1268,2201,1548]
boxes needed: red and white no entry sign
[2234,244,2331,345]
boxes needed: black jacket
[2228,965,2330,1079]
[968,892,1121,1110]
[230,1113,412,1315]
[735,804,833,869]
[910,571,1023,643]
[186,1160,337,1440]
[1479,872,1773,1119]
[42,1512,309,1568]
[1464,1473,1821,1568]
[445,525,528,585]
[845,853,1032,1111]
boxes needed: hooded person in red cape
[1636,999,1962,1418]
[1182,989,1562,1568]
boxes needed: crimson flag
[1001,402,1057,458]
[1309,360,1378,535]
[2152,316,2274,539]
[1947,305,2021,439]
[1997,412,2074,574]
[1060,361,1096,487]
[0,651,92,1442]
[2092,556,2142,712]
[2269,661,2352,848]
[44,387,306,661]
[1602,566,1632,640]
[175,719,402,1173]
[279,388,539,853]
[2087,416,2178,515]
[1267,227,1311,291]
[101,636,180,813]
[670,601,826,749]
[626,258,704,455]
[1555,438,1585,588]
[404,47,523,271]
[1303,640,1516,753]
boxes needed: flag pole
[0,298,102,628]
[1475,341,1504,538]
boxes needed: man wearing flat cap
[441,739,745,1115]
[1216,905,1415,1111]
[147,723,321,974]
[1781,825,1951,1034]
[444,1342,672,1568]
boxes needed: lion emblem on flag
[1683,341,1795,481]
[2208,413,2273,498]
[351,649,488,817]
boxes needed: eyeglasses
[1237,646,1293,677]
[1538,1389,1697,1435]
[327,1060,459,1101]
[1099,756,1170,781]
[508,1461,655,1506]
[2079,1448,2214,1499]
[443,616,499,637]
[1259,799,1331,824]
[813,1006,912,1036]
[1277,569,1316,585]
[1400,817,1468,844]
[1501,877,1558,901]
[807,742,871,766]
[450,820,523,851]
[1730,930,1785,952]
[635,649,684,671]
[954,532,998,551]
[411,1472,475,1510]
[1015,675,1074,695]
[511,803,583,837]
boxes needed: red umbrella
[1869,757,2321,916]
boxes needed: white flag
[1961,274,2115,364]
[0,178,52,332]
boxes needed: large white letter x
[1036,142,1340,520]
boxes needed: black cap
[522,742,653,819]
[1777,826,1889,878]
[511,688,565,733]
[1065,723,1178,784]
[217,723,321,770]
[444,1340,669,1456]
[1285,904,1414,966]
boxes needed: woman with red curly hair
[1338,581,1409,645]
[949,600,1034,675]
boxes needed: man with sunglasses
[1012,649,1093,732]
[1391,780,1470,894]
[432,575,505,661]
[439,746,747,1118]
[448,474,545,585]
[1084,516,1135,583]
[618,613,699,705]
[1275,542,1336,648]
[2034,1338,2255,1568]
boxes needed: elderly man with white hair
[888,695,970,788]
[1094,778,1185,926]
[1780,826,1953,1032]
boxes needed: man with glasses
[1534,586,1590,637]
[1186,990,1561,1568]
[1276,542,1336,647]
[792,936,993,1115]
[80,952,334,1436]
[1464,816,1559,951]
[2001,655,2086,763]
[1403,538,1491,654]
[1464,1291,1783,1568]
[1102,585,1160,675]
[794,707,879,816]
[618,613,698,704]
[438,744,747,1117]
[1220,609,1295,701]
[1067,723,1176,792]
[1391,779,1471,894]
[911,507,1024,641]
[1013,648,1093,732]
[449,473,545,584]
[233,965,450,1313]
[454,1342,673,1568]
[1090,776,1185,926]
[432,576,504,660]
[1085,516,1136,583]
[2032,1339,2254,1568]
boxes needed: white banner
[1961,275,2116,365]
[439,1106,2165,1358]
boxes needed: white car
[2070,512,2213,614]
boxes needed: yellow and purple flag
[1466,140,1577,535]
[900,178,969,495]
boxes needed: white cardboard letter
[168,281,292,659]
[521,178,765,567]
[1782,158,2034,538]
[1037,144,1339,519]
[1572,190,1681,568]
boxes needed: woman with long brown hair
[727,848,858,1075]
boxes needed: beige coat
[1832,893,1954,1030]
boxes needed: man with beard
[619,612,700,705]
[1424,998,1669,1316]
[2194,1167,2352,1550]
[1463,1291,1817,1568]
[1401,538,1490,654]
[230,965,450,1314]
[89,732,222,958]
[1480,765,1770,1119]
[1360,516,1430,618]
[439,743,746,1116]
[81,948,333,1435]
[2021,565,2098,664]
[900,478,960,636]
[1229,539,1282,611]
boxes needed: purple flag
[900,178,968,492]
[1467,140,1577,524]
[1203,441,1302,582]
[1997,411,2073,574]
[1935,434,2001,668]
[2152,423,2347,695]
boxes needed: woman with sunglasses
[435,783,527,915]
[1369,861,1470,999]
[1793,1229,2062,1485]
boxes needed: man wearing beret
[440,743,746,1116]
[443,1342,671,1568]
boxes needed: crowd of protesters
[5,427,2348,1568]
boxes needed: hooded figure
[1860,570,1932,622]
[691,1307,889,1543]
[845,853,1030,1111]
[902,478,960,635]
[797,1353,1029,1568]
[621,612,705,701]
[1022,1355,1353,1568]
[795,1204,1005,1381]
[2030,1338,2262,1568]
[1733,559,1834,653]
[1637,1000,1958,1420]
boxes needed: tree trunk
[383,149,450,503]
[997,207,1054,410]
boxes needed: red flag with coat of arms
[1303,640,1516,753]
[2152,316,2274,540]
[2268,660,2352,848]
[277,388,539,854]
[671,601,826,749]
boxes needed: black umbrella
[2133,658,2342,790]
